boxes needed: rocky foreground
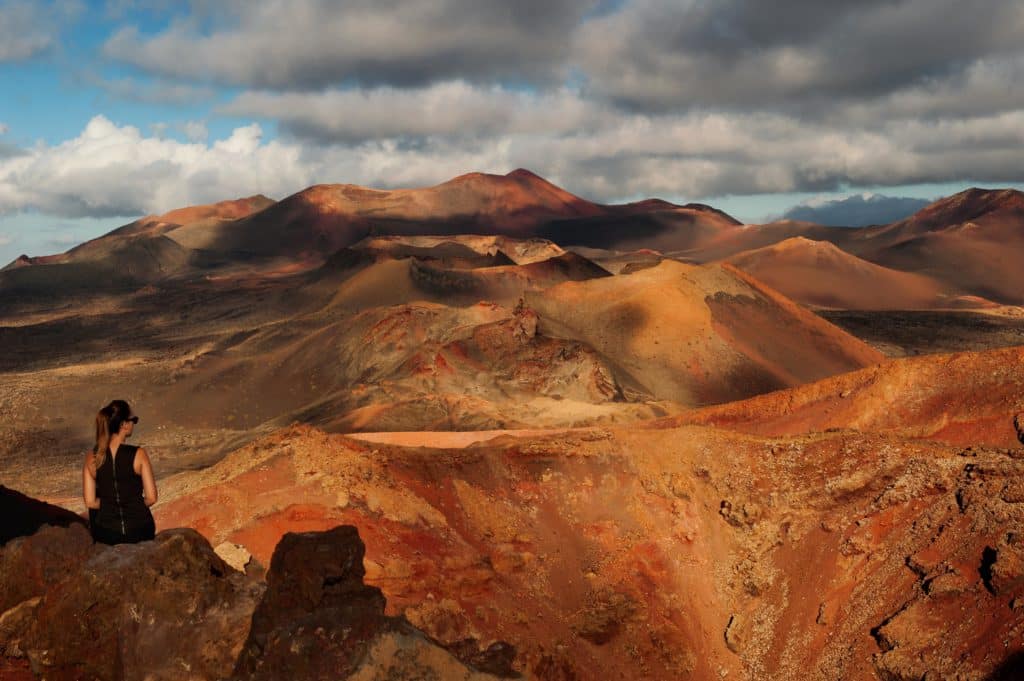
[0,497,513,681]
[5,420,1024,680]
[4,344,1024,680]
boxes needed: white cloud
[181,120,208,143]
[0,108,1023,225]
[0,232,12,247]
[0,116,312,218]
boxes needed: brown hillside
[724,237,959,310]
[668,345,1024,448]
[527,259,884,406]
[196,169,609,259]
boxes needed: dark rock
[26,528,263,681]
[447,640,519,677]
[0,486,87,545]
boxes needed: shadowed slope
[196,169,609,259]
[537,204,741,253]
[0,195,278,298]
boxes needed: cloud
[782,194,932,227]
[181,120,208,143]
[2,105,1023,226]
[0,1,55,61]
[103,0,597,89]
[221,82,604,143]
[0,232,12,247]
[573,0,1024,114]
[0,122,7,135]
[86,73,216,105]
[0,116,314,218]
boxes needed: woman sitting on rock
[82,400,158,544]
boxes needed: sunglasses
[125,416,139,424]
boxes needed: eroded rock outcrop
[0,491,515,680]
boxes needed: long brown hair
[93,400,132,469]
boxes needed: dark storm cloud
[782,194,931,227]
[104,0,598,89]
[574,0,1024,113]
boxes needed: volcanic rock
[152,416,1024,680]
[673,345,1024,448]
[0,521,93,613]
[25,528,263,681]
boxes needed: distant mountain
[0,170,722,291]
[875,187,1024,239]
[782,194,931,227]
[851,188,1024,304]
[4,176,1024,308]
[680,188,1024,306]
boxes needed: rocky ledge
[0,492,517,680]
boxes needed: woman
[82,400,158,544]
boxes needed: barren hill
[846,189,1024,304]
[724,237,958,310]
[668,344,1024,448]
[528,259,884,405]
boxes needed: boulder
[26,528,264,681]
[0,523,94,614]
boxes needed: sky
[1,0,1023,264]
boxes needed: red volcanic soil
[668,345,1024,448]
[152,419,1024,680]
[527,259,884,406]
[724,237,962,310]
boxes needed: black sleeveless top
[94,444,153,535]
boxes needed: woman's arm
[135,448,158,507]
[82,453,100,510]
